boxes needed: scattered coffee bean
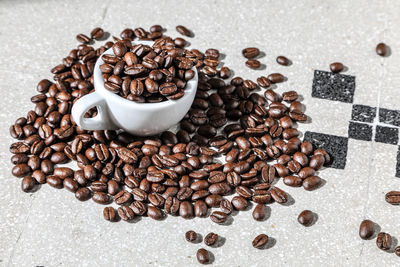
[245,59,261,69]
[103,207,117,222]
[395,246,400,257]
[196,248,210,264]
[210,211,227,224]
[276,56,290,66]
[252,234,268,249]
[90,27,104,40]
[176,25,192,37]
[330,62,344,73]
[376,43,388,57]
[242,47,260,59]
[252,204,267,221]
[185,230,197,242]
[204,232,218,246]
[376,232,392,251]
[297,210,314,226]
[359,219,375,240]
[385,191,400,205]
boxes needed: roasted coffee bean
[314,148,330,163]
[21,176,36,192]
[245,59,261,69]
[63,178,79,192]
[185,230,198,242]
[114,190,132,205]
[385,191,400,205]
[90,27,104,40]
[376,43,388,57]
[309,155,325,170]
[204,194,221,208]
[92,192,110,204]
[303,176,321,191]
[131,200,147,216]
[210,211,227,224]
[282,91,298,102]
[330,62,344,73]
[194,200,208,217]
[376,232,392,251]
[147,206,163,220]
[276,56,290,66]
[118,206,135,221]
[270,186,287,204]
[176,25,192,37]
[242,47,260,59]
[108,180,120,195]
[204,232,218,246]
[76,34,91,44]
[359,219,375,240]
[283,175,302,187]
[298,210,314,226]
[209,182,230,195]
[267,73,284,83]
[252,234,268,249]
[395,246,400,257]
[220,199,233,214]
[12,163,31,177]
[179,201,194,219]
[219,66,231,79]
[196,248,210,264]
[75,187,91,201]
[256,76,270,88]
[301,141,313,155]
[103,207,117,222]
[252,204,267,221]
[231,196,247,211]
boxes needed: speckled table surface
[1,0,400,266]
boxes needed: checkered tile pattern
[310,70,400,177]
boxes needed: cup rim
[93,40,198,110]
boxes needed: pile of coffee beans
[9,25,332,264]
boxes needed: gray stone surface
[1,0,400,266]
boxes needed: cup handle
[71,92,118,131]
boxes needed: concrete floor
[1,0,400,266]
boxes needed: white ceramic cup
[71,40,198,136]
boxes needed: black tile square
[304,131,348,169]
[396,146,400,178]
[348,122,373,141]
[312,70,356,103]
[375,125,398,145]
[351,105,376,123]
[379,108,400,127]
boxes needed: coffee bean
[242,47,260,59]
[376,232,392,251]
[252,204,267,221]
[309,155,325,170]
[330,62,344,73]
[283,176,302,187]
[92,192,110,204]
[204,232,218,246]
[90,27,104,40]
[118,206,135,221]
[179,201,194,219]
[185,230,197,242]
[297,210,314,226]
[76,34,91,44]
[376,43,388,57]
[256,76,270,88]
[359,219,375,240]
[276,56,290,66]
[12,163,31,177]
[395,246,400,257]
[21,176,36,192]
[147,206,163,220]
[114,190,132,205]
[176,25,192,37]
[63,178,79,193]
[220,199,233,214]
[131,200,147,216]
[245,59,261,69]
[385,191,400,205]
[210,211,227,224]
[196,248,210,264]
[103,207,117,222]
[252,234,268,249]
[270,186,287,204]
[219,66,231,79]
[267,73,284,83]
[46,175,63,189]
[231,196,247,211]
[303,176,321,191]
